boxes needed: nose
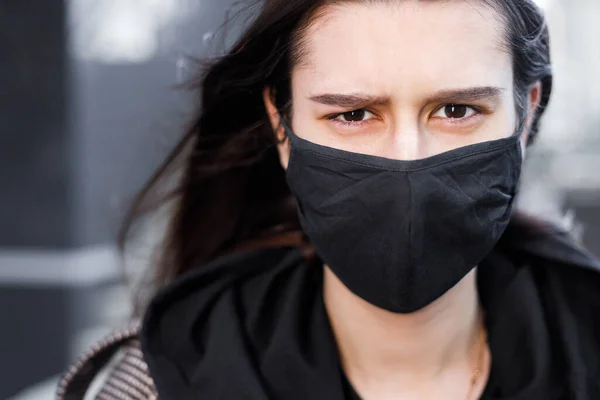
[380,120,427,161]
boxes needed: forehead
[294,1,512,94]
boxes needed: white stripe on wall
[0,245,121,286]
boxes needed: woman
[58,0,600,399]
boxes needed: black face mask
[282,119,523,313]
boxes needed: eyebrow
[425,86,505,104]
[308,93,390,109]
[308,86,504,109]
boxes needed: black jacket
[141,221,600,399]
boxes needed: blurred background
[0,0,599,398]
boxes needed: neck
[324,266,484,390]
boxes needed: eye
[432,104,478,120]
[331,109,376,124]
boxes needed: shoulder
[504,220,600,322]
[139,245,319,398]
[498,217,600,294]
[510,227,600,389]
[480,222,600,396]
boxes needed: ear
[520,81,542,150]
[263,87,291,169]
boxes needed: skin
[264,1,541,399]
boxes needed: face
[265,1,541,166]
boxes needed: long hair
[120,0,553,299]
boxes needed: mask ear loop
[277,111,301,146]
[512,108,530,143]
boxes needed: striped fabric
[56,320,158,400]
[95,339,157,400]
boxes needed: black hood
[141,221,600,399]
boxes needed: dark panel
[0,285,69,398]
[0,0,71,248]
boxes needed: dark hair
[121,0,553,296]
[490,0,553,137]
